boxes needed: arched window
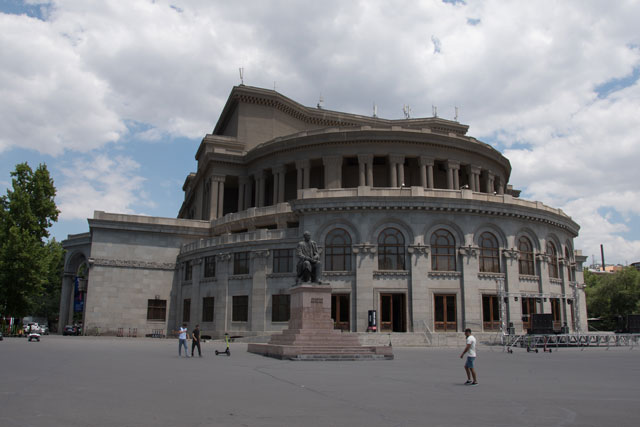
[479,232,500,273]
[325,229,352,271]
[378,228,405,270]
[547,241,558,279]
[565,246,573,282]
[431,229,456,271]
[518,236,534,275]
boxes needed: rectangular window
[233,252,250,275]
[204,256,216,278]
[182,299,191,323]
[482,295,500,331]
[202,297,214,322]
[271,295,290,322]
[273,249,293,273]
[232,296,249,322]
[147,299,167,321]
[184,260,192,281]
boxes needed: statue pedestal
[248,284,393,360]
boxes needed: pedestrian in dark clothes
[191,324,202,357]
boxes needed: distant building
[630,262,640,272]
[59,85,588,337]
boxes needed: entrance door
[434,294,457,331]
[521,297,538,331]
[380,293,406,332]
[550,298,561,331]
[331,294,350,331]
[482,295,500,331]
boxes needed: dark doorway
[331,294,350,331]
[380,293,406,332]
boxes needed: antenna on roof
[373,103,378,118]
[273,81,277,91]
[432,105,438,117]
[317,94,324,109]
[454,106,459,121]
[402,104,411,119]
[239,67,244,85]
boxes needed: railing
[422,320,433,346]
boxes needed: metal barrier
[127,328,137,338]
[503,333,640,352]
[117,327,124,337]
[151,329,164,338]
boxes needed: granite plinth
[247,283,393,361]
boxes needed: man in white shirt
[175,323,189,358]
[459,328,477,385]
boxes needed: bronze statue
[296,231,321,284]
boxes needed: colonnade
[200,154,505,221]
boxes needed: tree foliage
[0,163,62,319]
[585,268,640,330]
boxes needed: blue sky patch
[594,66,640,99]
[0,0,52,21]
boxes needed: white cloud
[56,153,155,220]
[2,0,640,263]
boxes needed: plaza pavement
[0,335,638,427]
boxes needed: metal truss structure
[502,333,640,353]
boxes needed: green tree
[0,163,61,320]
[586,267,640,330]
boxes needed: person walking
[176,323,189,358]
[191,324,202,357]
[460,328,477,385]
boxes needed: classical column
[486,171,495,194]
[208,175,225,220]
[418,156,434,188]
[496,176,504,195]
[273,165,286,203]
[469,165,481,192]
[217,177,225,218]
[323,156,343,189]
[358,159,366,186]
[447,161,460,190]
[389,160,397,187]
[358,154,373,186]
[389,154,404,187]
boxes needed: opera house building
[59,85,588,340]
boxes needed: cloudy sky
[1,0,639,266]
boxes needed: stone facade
[59,85,588,338]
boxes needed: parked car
[63,325,81,336]
[40,324,50,335]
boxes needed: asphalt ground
[1,335,638,427]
